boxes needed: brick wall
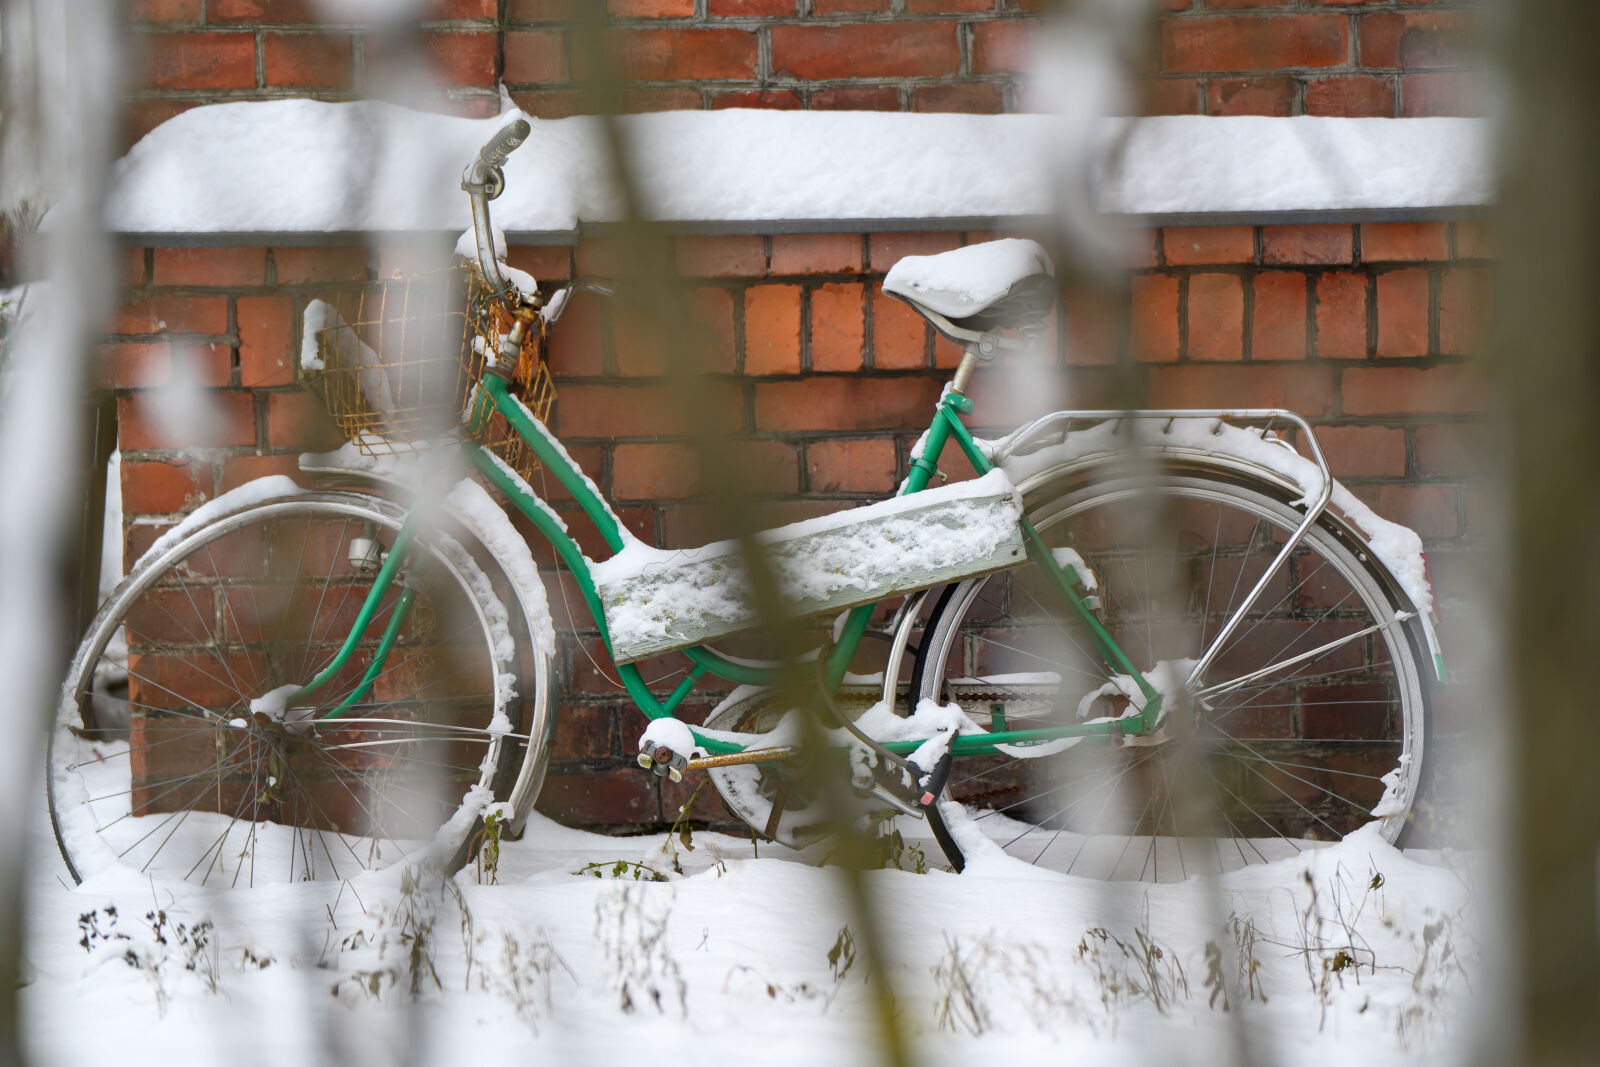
[108,221,1491,830]
[123,0,1482,146]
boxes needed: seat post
[951,345,981,394]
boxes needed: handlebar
[478,118,531,170]
[462,118,534,315]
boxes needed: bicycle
[49,119,1443,887]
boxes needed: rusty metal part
[685,746,799,771]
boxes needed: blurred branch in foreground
[1497,1,1600,1062]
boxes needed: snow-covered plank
[103,102,1491,238]
[596,469,1026,664]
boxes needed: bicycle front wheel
[50,487,536,886]
[913,465,1432,880]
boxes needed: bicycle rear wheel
[913,464,1432,880]
[50,487,536,886]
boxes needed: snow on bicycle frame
[594,471,1027,664]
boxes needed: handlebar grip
[478,119,532,169]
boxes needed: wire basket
[304,263,555,483]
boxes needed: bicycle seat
[882,238,1055,340]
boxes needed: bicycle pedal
[637,739,687,783]
[852,752,924,819]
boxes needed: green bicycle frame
[301,371,1162,760]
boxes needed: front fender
[298,447,559,822]
[978,411,1446,683]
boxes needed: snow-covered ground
[22,794,1483,1066]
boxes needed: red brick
[613,440,797,499]
[609,0,694,14]
[1206,77,1294,117]
[771,23,958,80]
[1340,365,1483,416]
[1061,284,1115,366]
[505,245,574,283]
[1361,222,1448,263]
[121,460,210,515]
[97,342,173,390]
[690,286,737,373]
[1400,72,1482,117]
[871,289,928,370]
[1142,78,1202,116]
[754,377,943,432]
[611,302,666,377]
[1439,266,1489,357]
[1130,273,1179,363]
[1251,272,1307,362]
[415,31,499,88]
[810,86,900,111]
[220,454,304,492]
[546,290,606,376]
[237,295,295,387]
[1351,485,1457,540]
[812,0,891,12]
[807,438,898,493]
[130,0,201,21]
[1358,11,1478,70]
[1314,272,1369,360]
[1314,425,1406,479]
[744,285,802,375]
[114,294,228,336]
[712,89,803,109]
[1304,75,1395,117]
[273,246,367,285]
[1453,220,1492,260]
[504,30,567,83]
[1162,226,1253,266]
[1163,16,1348,74]
[676,235,766,277]
[770,235,861,276]
[601,28,757,81]
[620,87,704,112]
[868,232,962,271]
[268,391,344,450]
[1415,422,1492,477]
[146,34,256,90]
[809,283,867,372]
[123,100,192,149]
[708,0,794,12]
[548,704,614,760]
[1374,268,1430,357]
[263,33,352,89]
[120,249,150,289]
[508,0,576,17]
[1261,225,1352,266]
[556,383,742,438]
[611,443,696,500]
[427,0,498,15]
[537,769,660,826]
[118,391,256,449]
[908,0,991,10]
[152,247,266,287]
[513,90,585,119]
[207,0,318,19]
[1186,274,1244,362]
[912,83,1005,113]
[1148,364,1334,414]
[972,20,1030,75]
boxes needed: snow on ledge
[103,100,1492,237]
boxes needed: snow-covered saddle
[882,238,1055,339]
